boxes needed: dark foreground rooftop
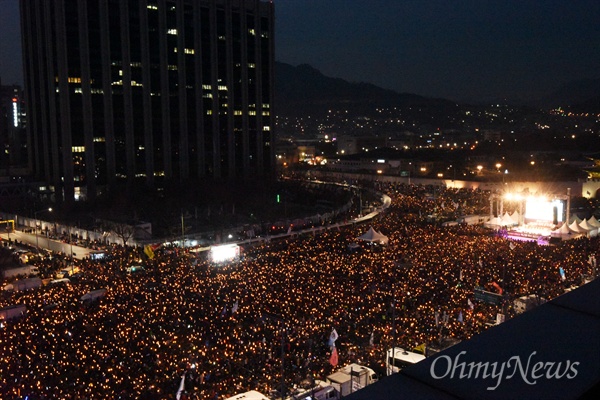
[348,278,600,400]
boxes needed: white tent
[579,220,598,237]
[357,227,389,244]
[552,223,573,236]
[587,216,600,228]
[501,212,517,226]
[551,222,588,240]
[568,220,588,234]
[511,211,522,225]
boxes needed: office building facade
[20,0,275,203]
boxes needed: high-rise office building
[20,0,275,203]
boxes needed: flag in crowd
[491,282,503,294]
[175,373,186,400]
[413,343,426,354]
[144,243,161,259]
[467,298,474,310]
[328,328,339,348]
[329,347,338,367]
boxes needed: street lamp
[34,207,52,252]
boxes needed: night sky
[2,0,600,102]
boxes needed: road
[0,231,101,260]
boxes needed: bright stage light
[525,198,564,222]
[210,244,240,263]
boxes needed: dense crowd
[1,183,598,400]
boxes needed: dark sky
[2,0,600,102]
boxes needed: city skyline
[2,0,600,102]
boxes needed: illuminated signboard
[12,98,18,127]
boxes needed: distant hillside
[539,78,600,111]
[275,61,455,117]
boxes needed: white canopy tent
[501,212,517,226]
[357,227,389,245]
[568,220,589,235]
[554,223,573,235]
[579,220,598,237]
[511,210,522,225]
[551,222,583,240]
[587,216,600,228]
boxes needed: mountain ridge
[274,61,456,117]
[275,61,600,113]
